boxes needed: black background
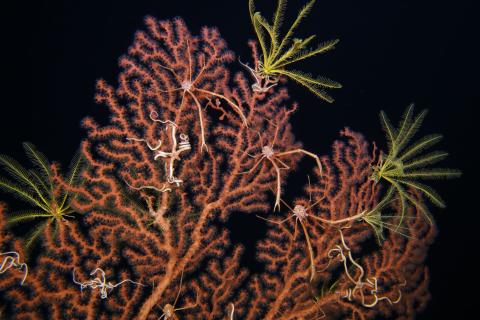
[0,0,477,318]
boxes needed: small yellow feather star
[245,0,341,102]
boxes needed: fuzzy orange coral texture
[0,18,434,319]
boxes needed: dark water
[0,0,476,318]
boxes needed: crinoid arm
[374,104,461,225]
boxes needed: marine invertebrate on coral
[247,0,341,101]
[323,228,404,308]
[72,268,146,299]
[0,143,82,248]
[126,111,191,189]
[237,129,437,320]
[120,16,246,151]
[155,269,198,319]
[0,202,30,308]
[0,251,28,285]
[240,120,322,211]
[371,104,461,225]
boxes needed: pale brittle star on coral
[72,267,146,299]
[227,303,235,320]
[157,39,248,152]
[127,111,191,188]
[257,179,325,282]
[240,122,322,211]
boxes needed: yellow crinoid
[0,143,83,249]
[371,104,461,226]
[247,0,341,102]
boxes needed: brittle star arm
[150,111,178,128]
[188,91,209,152]
[156,64,184,88]
[256,214,295,225]
[237,155,266,175]
[175,301,198,312]
[195,88,248,126]
[274,157,290,170]
[279,198,299,242]
[127,137,162,151]
[338,230,366,286]
[124,179,172,193]
[227,303,235,320]
[155,124,186,185]
[0,251,28,285]
[276,149,323,175]
[309,210,367,226]
[256,196,297,239]
[239,58,278,93]
[298,219,317,282]
[171,134,191,185]
[238,58,261,85]
[269,158,283,211]
[173,269,185,309]
[111,278,146,289]
[0,255,14,273]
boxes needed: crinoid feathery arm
[372,104,461,226]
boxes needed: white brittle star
[127,111,191,188]
[240,123,322,211]
[158,39,248,151]
[324,229,404,308]
[72,267,145,299]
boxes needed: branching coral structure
[0,14,455,320]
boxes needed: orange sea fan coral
[0,16,439,320]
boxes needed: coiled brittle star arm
[72,268,146,299]
[127,112,190,188]
[151,113,191,186]
[0,251,28,285]
[323,229,404,308]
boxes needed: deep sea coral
[0,10,457,320]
